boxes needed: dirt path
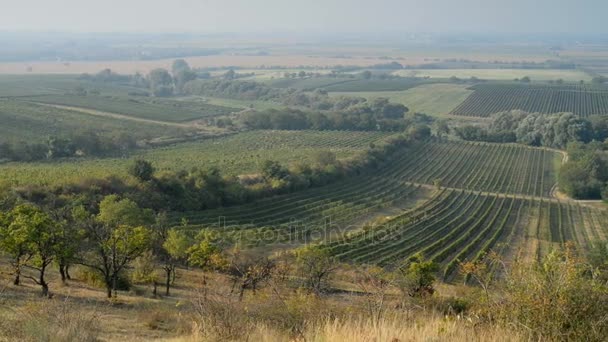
[35,103,207,129]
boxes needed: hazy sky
[0,0,606,34]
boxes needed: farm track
[33,103,207,129]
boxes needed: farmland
[23,94,238,123]
[392,69,593,82]
[0,99,192,144]
[450,83,608,117]
[326,190,608,280]
[167,141,563,249]
[329,83,473,116]
[0,130,394,186]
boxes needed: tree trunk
[112,273,118,298]
[59,264,67,283]
[65,265,72,280]
[165,268,171,296]
[106,286,112,298]
[39,264,49,297]
[153,281,157,297]
[13,269,20,286]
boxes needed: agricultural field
[267,77,434,92]
[330,83,473,116]
[326,190,608,281]
[450,83,608,117]
[22,94,238,123]
[0,130,394,187]
[167,141,563,252]
[0,99,191,144]
[392,69,593,82]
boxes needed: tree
[434,119,450,139]
[261,160,289,180]
[161,228,190,295]
[0,207,33,285]
[132,250,160,297]
[187,238,224,271]
[77,196,152,298]
[395,253,438,297]
[128,159,155,182]
[295,246,337,295]
[0,205,61,296]
[148,68,173,97]
[171,59,190,75]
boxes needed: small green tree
[128,159,155,182]
[132,250,160,297]
[161,228,190,295]
[295,246,337,295]
[396,253,439,297]
[0,205,62,296]
[78,196,153,298]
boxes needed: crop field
[22,94,237,123]
[326,190,608,281]
[329,83,473,116]
[392,69,593,82]
[0,99,190,144]
[0,74,142,97]
[167,141,561,251]
[0,130,394,186]
[390,141,559,197]
[450,84,608,117]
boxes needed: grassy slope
[330,83,473,116]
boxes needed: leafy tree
[0,207,32,285]
[171,59,190,75]
[261,160,289,180]
[295,246,337,295]
[395,253,439,297]
[0,205,61,296]
[77,196,152,298]
[161,228,190,295]
[148,68,173,97]
[132,250,160,297]
[187,238,224,271]
[128,159,155,182]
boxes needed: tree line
[454,110,608,200]
[0,131,137,162]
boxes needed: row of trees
[455,110,608,149]
[0,132,137,162]
[240,98,413,132]
[0,193,441,301]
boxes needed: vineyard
[385,141,559,197]
[326,190,608,281]
[0,99,190,144]
[450,83,608,117]
[22,94,237,123]
[167,141,561,250]
[0,130,394,186]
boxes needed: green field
[450,83,608,117]
[330,83,473,116]
[0,99,190,144]
[0,74,142,97]
[393,69,593,82]
[21,94,237,123]
[0,130,395,187]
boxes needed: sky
[0,0,606,34]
